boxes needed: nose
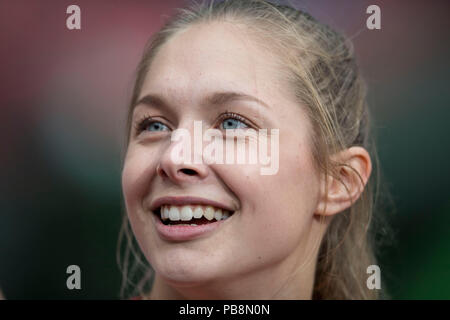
[156,130,209,183]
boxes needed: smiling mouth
[154,204,234,226]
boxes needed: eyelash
[216,111,252,129]
[134,115,165,135]
[133,111,253,135]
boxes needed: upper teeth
[160,205,231,222]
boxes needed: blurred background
[0,0,449,299]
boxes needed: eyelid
[216,111,255,129]
[132,111,258,136]
[133,115,171,135]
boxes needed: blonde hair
[118,0,392,299]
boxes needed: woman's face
[122,22,325,293]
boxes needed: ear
[315,146,372,216]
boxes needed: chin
[152,254,220,286]
[158,268,218,288]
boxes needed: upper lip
[150,196,235,213]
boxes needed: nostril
[179,168,197,176]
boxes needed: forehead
[140,22,285,104]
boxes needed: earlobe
[315,147,372,216]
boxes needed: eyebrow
[134,91,271,111]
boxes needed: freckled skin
[122,22,329,299]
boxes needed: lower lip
[153,214,228,241]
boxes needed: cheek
[122,159,142,209]
[212,139,320,262]
[121,149,160,262]
[121,148,157,222]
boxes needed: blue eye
[136,117,170,134]
[221,118,248,130]
[145,121,169,132]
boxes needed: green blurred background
[1,0,449,299]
